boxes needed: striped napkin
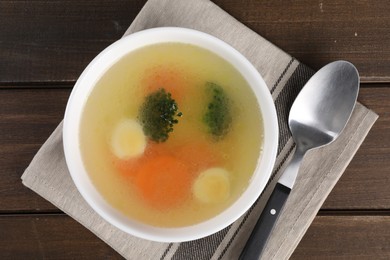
[21,0,378,259]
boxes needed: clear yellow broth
[80,43,264,227]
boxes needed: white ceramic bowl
[63,27,278,242]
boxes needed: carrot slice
[113,141,171,179]
[135,155,192,210]
[176,140,222,173]
[142,65,185,103]
[113,138,223,210]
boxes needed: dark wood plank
[213,0,390,82]
[292,216,390,259]
[323,87,390,209]
[0,86,389,212]
[1,0,390,84]
[0,214,123,259]
[0,214,389,259]
[0,0,146,84]
[0,88,71,212]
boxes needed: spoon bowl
[290,61,359,152]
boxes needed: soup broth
[80,43,263,227]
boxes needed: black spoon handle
[239,183,291,260]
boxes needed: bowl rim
[63,27,278,242]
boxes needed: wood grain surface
[1,0,389,259]
[0,215,388,259]
[1,0,390,84]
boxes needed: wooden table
[1,1,389,259]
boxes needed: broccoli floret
[138,88,182,143]
[203,82,232,139]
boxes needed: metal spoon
[240,60,359,260]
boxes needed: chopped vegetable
[142,65,185,102]
[113,155,140,181]
[138,88,182,143]
[110,119,146,160]
[193,167,230,204]
[135,155,192,210]
[203,82,232,139]
[113,141,168,180]
[176,140,222,173]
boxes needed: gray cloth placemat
[21,0,378,259]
